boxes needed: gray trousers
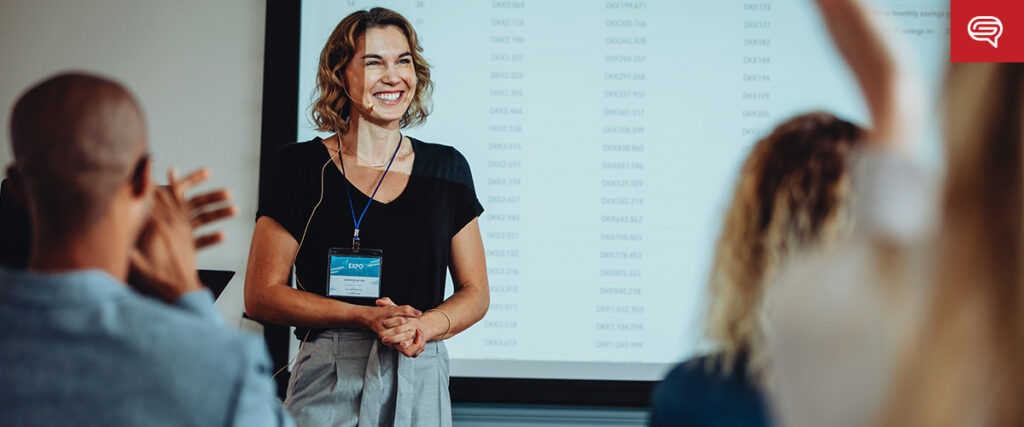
[284,330,452,427]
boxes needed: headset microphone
[342,86,375,113]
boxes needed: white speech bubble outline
[968,16,1003,48]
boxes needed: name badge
[327,248,383,299]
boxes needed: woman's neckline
[316,135,418,206]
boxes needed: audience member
[0,73,294,426]
[762,0,985,426]
[879,63,1024,426]
[649,112,863,427]
[653,0,926,424]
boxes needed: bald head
[9,73,147,234]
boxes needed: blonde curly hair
[705,111,863,378]
[311,7,432,133]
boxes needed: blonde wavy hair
[705,112,863,377]
[883,63,1024,427]
[311,7,432,133]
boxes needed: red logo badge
[952,0,1024,62]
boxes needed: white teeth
[374,92,400,101]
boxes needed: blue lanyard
[337,134,403,251]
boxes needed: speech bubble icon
[968,16,1003,48]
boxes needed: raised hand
[813,0,919,148]
[172,168,237,249]
[129,168,237,302]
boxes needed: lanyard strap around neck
[337,133,403,251]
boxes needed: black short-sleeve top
[257,137,484,339]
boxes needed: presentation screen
[296,0,950,381]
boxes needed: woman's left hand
[376,297,428,357]
[372,217,491,357]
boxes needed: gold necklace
[338,134,407,168]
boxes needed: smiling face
[344,25,418,125]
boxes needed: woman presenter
[244,8,489,426]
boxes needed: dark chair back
[0,179,32,269]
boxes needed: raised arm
[815,0,920,146]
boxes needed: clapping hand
[129,168,237,302]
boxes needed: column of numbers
[480,0,528,355]
[739,1,775,141]
[594,0,649,360]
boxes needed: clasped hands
[365,297,432,358]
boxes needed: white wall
[0,0,266,326]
